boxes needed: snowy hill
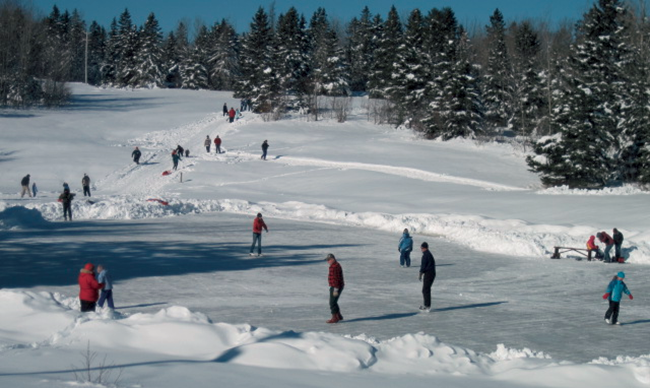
[0,84,649,387]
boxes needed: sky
[33,0,597,34]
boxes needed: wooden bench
[551,246,597,261]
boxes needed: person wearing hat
[78,263,104,312]
[612,228,624,261]
[58,187,76,221]
[81,173,91,197]
[398,228,413,267]
[418,242,436,312]
[596,231,615,263]
[249,213,268,256]
[20,174,32,198]
[325,254,344,323]
[603,271,633,325]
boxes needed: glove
[602,293,610,300]
[629,295,633,300]
[418,274,423,282]
[333,289,339,297]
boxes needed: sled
[147,198,169,206]
[162,170,172,176]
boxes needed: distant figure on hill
[235,108,242,120]
[418,242,436,312]
[214,135,222,154]
[325,253,345,324]
[612,228,624,261]
[249,213,268,256]
[31,182,37,197]
[20,174,31,198]
[58,188,75,221]
[603,271,633,325]
[81,173,91,197]
[240,98,246,111]
[132,147,142,164]
[204,135,211,153]
[175,145,184,158]
[398,228,413,268]
[62,182,70,191]
[172,150,181,170]
[261,140,269,160]
[96,264,115,310]
[222,103,228,116]
[228,107,236,123]
[185,149,190,158]
[78,263,104,312]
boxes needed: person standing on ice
[261,140,269,160]
[214,135,222,154]
[418,242,436,312]
[20,174,31,198]
[612,228,624,261]
[228,107,236,123]
[31,182,37,197]
[81,173,91,197]
[96,264,115,310]
[132,146,142,164]
[78,263,104,312]
[325,253,345,323]
[222,102,228,116]
[603,271,633,325]
[250,213,268,256]
[58,187,75,221]
[172,150,181,170]
[398,228,413,267]
[204,135,211,153]
[597,231,615,263]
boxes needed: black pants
[329,287,343,315]
[422,271,436,308]
[605,300,620,323]
[63,203,72,220]
[80,300,96,312]
[83,185,91,196]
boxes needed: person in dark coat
[172,150,181,170]
[78,263,104,312]
[20,174,31,198]
[222,103,228,116]
[58,188,75,221]
[175,145,184,158]
[418,242,436,312]
[132,147,142,164]
[325,253,345,323]
[81,173,91,197]
[612,228,624,260]
[261,140,269,160]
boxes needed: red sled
[162,170,172,176]
[147,198,169,206]
[618,257,625,263]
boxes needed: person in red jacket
[597,231,615,263]
[249,213,268,256]
[228,107,236,123]
[78,263,104,312]
[214,135,222,154]
[325,253,345,324]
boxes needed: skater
[172,150,181,171]
[222,102,228,116]
[214,135,222,154]
[132,146,142,164]
[261,140,269,160]
[249,213,268,256]
[58,187,75,221]
[603,271,633,325]
[81,173,91,197]
[20,174,31,198]
[597,231,615,263]
[204,135,211,153]
[418,242,436,312]
[31,182,37,197]
[228,107,236,123]
[96,264,115,310]
[398,228,413,267]
[78,263,104,312]
[587,235,603,260]
[325,253,345,323]
[613,228,624,261]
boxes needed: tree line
[1,0,649,188]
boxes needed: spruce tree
[133,13,164,87]
[367,6,402,99]
[207,20,239,90]
[346,7,375,92]
[87,21,106,85]
[483,9,514,131]
[275,8,309,97]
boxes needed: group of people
[20,173,92,221]
[222,103,243,123]
[586,228,625,263]
[205,135,223,154]
[78,263,114,312]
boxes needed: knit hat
[84,263,94,271]
[421,242,428,249]
[325,253,335,261]
[617,271,625,279]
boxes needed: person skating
[249,213,268,256]
[325,253,345,323]
[204,135,211,153]
[418,242,436,312]
[597,231,615,263]
[214,135,222,154]
[20,174,31,198]
[58,188,75,221]
[261,140,269,160]
[613,228,624,261]
[172,150,181,170]
[81,173,91,197]
[96,265,115,310]
[31,182,37,197]
[78,263,104,312]
[603,271,633,325]
[398,228,413,267]
[228,107,236,123]
[132,147,142,164]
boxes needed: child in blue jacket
[603,271,633,325]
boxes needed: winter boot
[326,314,340,324]
[337,312,344,321]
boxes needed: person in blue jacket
[96,264,115,310]
[398,228,413,267]
[603,271,633,325]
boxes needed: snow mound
[0,204,50,230]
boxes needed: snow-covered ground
[0,84,649,387]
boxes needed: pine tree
[483,9,514,131]
[346,7,375,92]
[87,21,106,85]
[207,19,239,90]
[115,9,140,87]
[308,8,349,97]
[133,13,163,88]
[367,6,402,99]
[275,8,309,96]
[181,25,209,90]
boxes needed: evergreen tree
[181,25,209,90]
[483,9,514,130]
[346,7,375,92]
[101,18,119,85]
[133,12,163,87]
[367,6,402,99]
[207,19,239,90]
[87,21,106,85]
[275,8,309,96]
[308,8,349,97]
[115,9,140,87]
